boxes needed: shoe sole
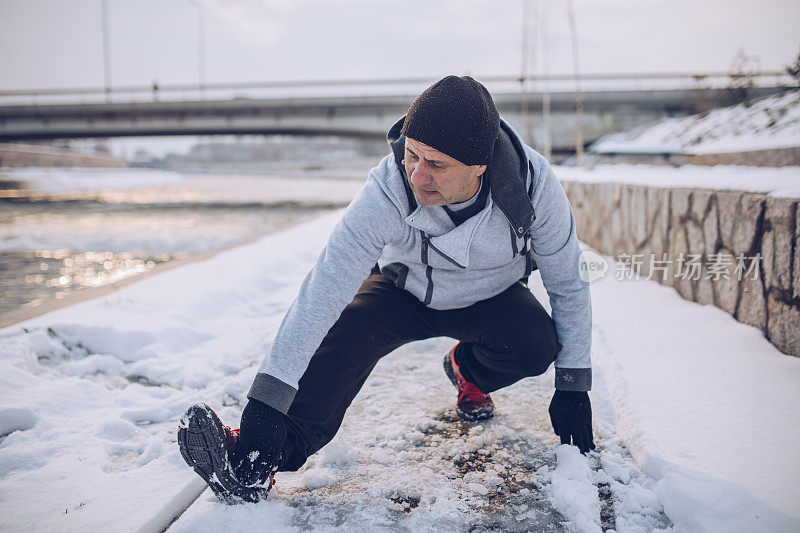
[442,350,494,422]
[442,349,459,389]
[177,403,269,504]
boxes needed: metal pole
[190,0,207,97]
[101,0,111,102]
[530,0,539,148]
[521,0,529,81]
[567,0,584,165]
[520,0,529,144]
[199,4,206,90]
[540,0,551,160]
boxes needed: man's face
[404,137,487,207]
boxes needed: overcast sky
[1,0,798,91]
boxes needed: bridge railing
[0,72,795,106]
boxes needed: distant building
[0,142,126,168]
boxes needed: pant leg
[441,281,561,394]
[279,268,438,471]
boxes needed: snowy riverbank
[1,211,798,532]
[589,90,800,156]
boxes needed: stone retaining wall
[563,181,800,356]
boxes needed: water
[0,169,366,320]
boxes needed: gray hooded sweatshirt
[249,117,592,414]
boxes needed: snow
[556,163,800,198]
[590,89,800,155]
[1,210,799,531]
[547,445,601,532]
[590,268,800,531]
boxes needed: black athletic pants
[279,265,561,471]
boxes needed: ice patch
[48,325,159,361]
[317,439,358,467]
[467,482,488,495]
[97,419,139,441]
[137,437,164,466]
[120,405,174,426]
[300,468,337,490]
[24,330,72,362]
[0,408,37,436]
[65,354,127,377]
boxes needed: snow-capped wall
[563,180,800,356]
[680,146,800,167]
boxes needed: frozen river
[0,168,366,321]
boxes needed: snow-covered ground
[590,89,800,155]
[555,164,800,199]
[1,211,798,532]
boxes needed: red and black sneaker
[443,343,495,422]
[177,402,274,504]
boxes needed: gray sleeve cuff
[247,372,297,414]
[555,367,592,391]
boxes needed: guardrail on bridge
[0,71,795,106]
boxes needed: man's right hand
[548,390,595,454]
[230,399,287,486]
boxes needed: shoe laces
[450,350,488,403]
[458,381,488,403]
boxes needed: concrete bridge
[0,72,794,153]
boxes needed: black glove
[548,390,596,454]
[229,399,287,486]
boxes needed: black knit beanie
[401,75,500,166]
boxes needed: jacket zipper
[509,225,519,258]
[427,240,466,269]
[420,232,434,305]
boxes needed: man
[178,76,594,504]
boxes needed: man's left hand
[548,390,596,454]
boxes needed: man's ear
[474,164,488,177]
